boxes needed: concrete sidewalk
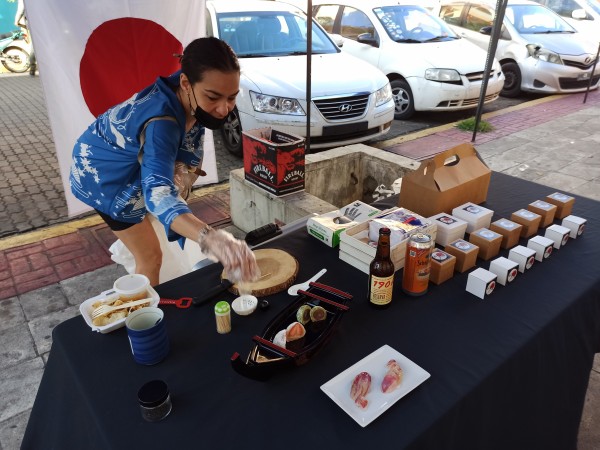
[1,81,599,448]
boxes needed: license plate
[322,122,368,137]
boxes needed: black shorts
[95,209,136,231]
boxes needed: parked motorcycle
[0,29,31,73]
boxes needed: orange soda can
[402,233,433,296]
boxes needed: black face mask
[190,89,229,130]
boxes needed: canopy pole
[306,0,313,152]
[583,41,600,104]
[472,0,508,143]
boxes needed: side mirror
[357,32,379,47]
[330,33,344,48]
[571,9,588,20]
[479,26,492,35]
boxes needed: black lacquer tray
[231,282,352,381]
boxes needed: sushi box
[466,268,497,299]
[444,239,479,273]
[545,192,575,219]
[306,200,381,248]
[451,202,493,234]
[527,200,557,228]
[469,228,502,260]
[561,215,586,238]
[508,245,536,273]
[490,218,523,249]
[427,213,468,246]
[338,208,436,274]
[511,209,542,238]
[429,248,456,285]
[545,224,570,249]
[527,235,554,262]
[489,257,519,286]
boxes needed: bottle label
[369,275,394,305]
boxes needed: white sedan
[207,0,395,155]
[312,0,505,120]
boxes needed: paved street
[0,71,599,449]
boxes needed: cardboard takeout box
[399,143,491,218]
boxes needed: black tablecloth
[22,172,600,450]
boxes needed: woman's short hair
[181,37,240,84]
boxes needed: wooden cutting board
[223,248,299,297]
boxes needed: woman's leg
[113,216,162,286]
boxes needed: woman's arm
[171,212,260,283]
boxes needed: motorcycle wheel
[2,47,30,73]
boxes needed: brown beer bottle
[368,227,395,309]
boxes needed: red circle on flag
[80,18,183,117]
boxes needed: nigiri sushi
[350,371,372,409]
[381,359,403,393]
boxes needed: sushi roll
[285,322,306,351]
[309,305,327,332]
[296,305,312,325]
[309,305,327,322]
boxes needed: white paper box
[339,250,370,274]
[561,215,586,238]
[527,235,554,262]
[489,257,519,285]
[508,245,536,273]
[452,203,493,233]
[339,208,436,272]
[428,213,468,246]
[544,224,570,249]
[466,268,497,299]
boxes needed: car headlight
[526,44,563,65]
[375,82,392,107]
[425,68,461,82]
[250,91,305,115]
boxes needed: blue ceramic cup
[125,307,169,365]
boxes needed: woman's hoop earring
[186,91,194,117]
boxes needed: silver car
[439,0,600,97]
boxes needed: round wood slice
[223,248,299,297]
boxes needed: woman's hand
[197,227,260,283]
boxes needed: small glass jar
[138,380,172,422]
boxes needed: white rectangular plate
[79,286,160,334]
[320,344,430,427]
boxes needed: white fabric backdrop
[25,0,215,218]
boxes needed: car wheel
[220,107,243,156]
[390,79,415,120]
[500,62,521,98]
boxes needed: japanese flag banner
[25,0,215,217]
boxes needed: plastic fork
[91,298,153,320]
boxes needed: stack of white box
[428,213,468,246]
[452,203,494,234]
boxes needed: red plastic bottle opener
[158,297,193,308]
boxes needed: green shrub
[456,117,494,132]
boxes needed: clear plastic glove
[173,162,199,200]
[198,227,260,284]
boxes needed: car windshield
[216,10,338,56]
[505,4,576,33]
[372,5,459,42]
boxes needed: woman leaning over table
[70,37,259,286]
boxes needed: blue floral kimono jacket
[70,71,203,241]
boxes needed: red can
[402,233,433,296]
